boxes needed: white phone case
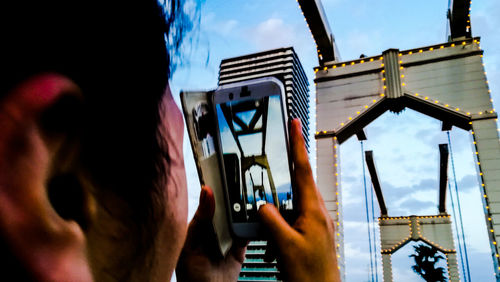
[180,91,233,257]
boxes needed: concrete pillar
[471,117,500,278]
[316,137,345,280]
[382,49,403,99]
[446,253,460,282]
[382,254,392,282]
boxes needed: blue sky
[171,0,500,280]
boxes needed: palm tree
[409,243,448,282]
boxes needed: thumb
[183,186,215,249]
[258,204,298,250]
[193,185,215,222]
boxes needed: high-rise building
[218,47,310,282]
[218,47,310,150]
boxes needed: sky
[170,0,500,281]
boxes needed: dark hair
[0,0,196,278]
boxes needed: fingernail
[291,118,300,129]
[199,186,207,204]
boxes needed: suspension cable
[448,176,467,281]
[361,141,375,282]
[370,181,379,282]
[447,131,472,281]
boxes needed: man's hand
[176,186,247,282]
[258,119,341,282]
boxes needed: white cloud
[457,189,492,254]
[392,267,423,282]
[341,183,364,206]
[344,241,368,259]
[343,220,365,230]
[201,12,239,36]
[247,18,295,50]
[220,19,238,35]
[392,190,437,214]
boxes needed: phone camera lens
[229,93,234,100]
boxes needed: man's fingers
[258,204,298,250]
[291,119,319,211]
[183,186,216,249]
[194,185,216,221]
[229,238,248,264]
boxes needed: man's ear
[0,73,93,281]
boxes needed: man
[0,1,340,281]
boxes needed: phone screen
[215,93,293,223]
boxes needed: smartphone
[212,77,295,238]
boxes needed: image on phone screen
[215,94,293,223]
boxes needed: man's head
[0,1,192,280]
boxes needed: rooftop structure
[219,47,311,150]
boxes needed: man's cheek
[171,162,188,223]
